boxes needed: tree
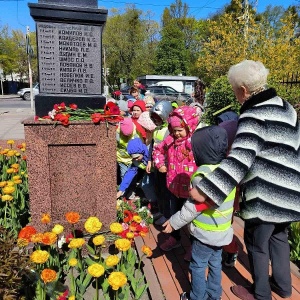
[155,0,203,75]
[0,26,37,82]
[154,18,188,75]
[196,5,300,86]
[102,6,159,90]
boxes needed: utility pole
[26,26,34,111]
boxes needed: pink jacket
[153,106,200,198]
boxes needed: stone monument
[28,0,108,116]
[24,0,117,231]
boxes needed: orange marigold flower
[132,215,142,223]
[11,163,19,169]
[41,269,57,283]
[17,238,29,247]
[41,232,57,245]
[18,225,37,242]
[139,231,147,238]
[31,233,43,243]
[0,181,7,188]
[6,168,14,174]
[123,210,133,223]
[41,213,51,224]
[141,245,153,257]
[126,232,135,239]
[65,212,80,224]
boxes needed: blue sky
[0,0,299,33]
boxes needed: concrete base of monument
[34,94,106,117]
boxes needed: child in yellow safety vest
[163,125,236,300]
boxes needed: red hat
[130,100,146,112]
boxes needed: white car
[17,83,39,101]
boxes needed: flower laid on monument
[16,211,151,299]
[35,102,124,126]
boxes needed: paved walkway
[0,95,34,141]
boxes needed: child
[116,138,149,199]
[163,126,236,300]
[148,101,173,224]
[130,100,147,142]
[153,106,199,251]
[116,118,142,182]
[144,95,156,111]
[129,86,143,100]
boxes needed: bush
[289,222,300,266]
[203,76,240,125]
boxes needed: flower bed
[16,208,153,300]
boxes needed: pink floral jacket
[153,106,200,198]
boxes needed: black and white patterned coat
[196,88,300,223]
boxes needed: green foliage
[0,226,33,299]
[268,76,300,106]
[102,6,159,90]
[202,76,240,125]
[0,26,38,82]
[289,222,300,263]
[0,142,30,237]
[154,20,188,75]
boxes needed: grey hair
[227,60,269,93]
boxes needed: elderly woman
[189,60,300,300]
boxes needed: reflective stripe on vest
[153,123,169,146]
[191,164,235,232]
[117,127,140,162]
[132,160,147,170]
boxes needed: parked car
[146,85,193,104]
[17,83,39,101]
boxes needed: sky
[0,0,299,33]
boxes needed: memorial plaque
[37,22,102,95]
[39,0,98,8]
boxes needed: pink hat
[120,118,134,136]
[127,100,134,110]
[137,111,157,131]
[169,115,184,128]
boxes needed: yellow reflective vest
[191,164,235,232]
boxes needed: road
[0,96,31,109]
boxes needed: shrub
[203,76,240,125]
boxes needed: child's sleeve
[119,165,138,193]
[152,139,167,169]
[191,171,211,212]
[169,198,199,230]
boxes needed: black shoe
[180,292,190,300]
[269,278,291,298]
[224,252,238,267]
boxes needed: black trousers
[244,221,292,300]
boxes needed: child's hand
[146,161,152,173]
[159,165,167,173]
[116,191,124,199]
[189,187,207,203]
[162,220,174,233]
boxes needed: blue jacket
[119,138,149,193]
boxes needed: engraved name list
[37,22,102,95]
